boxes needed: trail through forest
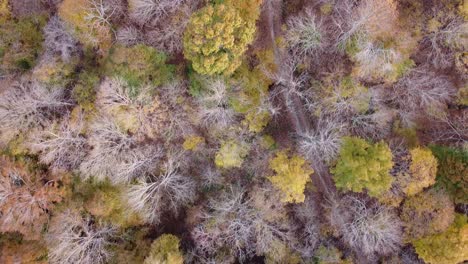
[263,0,335,196]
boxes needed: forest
[0,0,467,263]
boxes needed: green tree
[413,214,468,264]
[401,189,454,240]
[430,145,468,204]
[268,150,313,203]
[0,15,46,73]
[331,137,393,197]
[144,234,184,264]
[183,4,256,75]
[105,44,174,90]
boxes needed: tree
[285,8,325,57]
[197,78,237,129]
[268,150,313,203]
[190,187,297,262]
[183,4,256,75]
[58,0,113,56]
[28,113,88,172]
[298,115,344,163]
[79,116,163,183]
[402,147,438,196]
[127,158,196,224]
[104,44,174,88]
[215,140,249,169]
[0,14,46,73]
[47,210,117,264]
[43,16,80,62]
[0,80,71,142]
[401,189,455,240]
[328,195,402,258]
[0,156,65,239]
[128,0,185,26]
[413,214,468,264]
[331,137,394,198]
[144,234,184,264]
[430,145,468,204]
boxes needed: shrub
[401,189,455,240]
[413,214,468,264]
[105,44,174,88]
[215,140,249,169]
[183,4,256,75]
[144,234,184,264]
[332,137,394,197]
[430,145,468,204]
[0,156,65,239]
[268,150,313,203]
[0,15,46,73]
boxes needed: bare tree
[79,116,162,183]
[29,113,88,172]
[43,16,80,62]
[47,210,116,264]
[298,115,345,163]
[197,78,237,129]
[391,68,456,126]
[144,3,197,54]
[127,157,196,224]
[285,8,326,57]
[292,196,320,259]
[0,156,64,239]
[422,18,467,69]
[116,26,142,46]
[327,195,402,259]
[0,80,71,141]
[191,187,296,262]
[129,0,185,26]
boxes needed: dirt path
[263,0,335,196]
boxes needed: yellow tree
[331,137,394,197]
[183,4,256,75]
[402,147,438,196]
[144,234,184,264]
[268,150,313,203]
